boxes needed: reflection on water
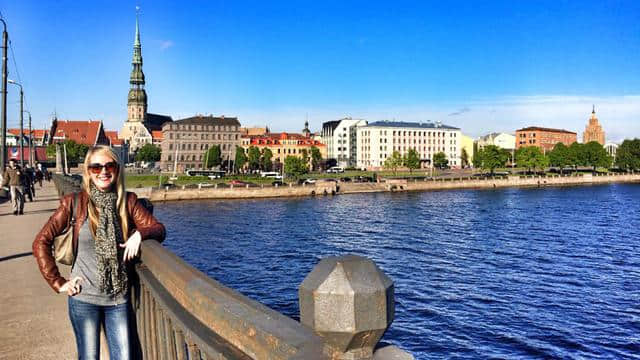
[155,184,640,359]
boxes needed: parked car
[326,166,345,173]
[229,180,247,186]
[272,180,287,186]
[339,177,352,182]
[303,178,316,185]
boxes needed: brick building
[159,115,241,172]
[515,127,577,152]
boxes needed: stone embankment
[130,173,640,202]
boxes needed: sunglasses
[88,162,119,174]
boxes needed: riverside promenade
[0,182,76,359]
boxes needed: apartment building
[356,121,461,169]
[321,117,368,167]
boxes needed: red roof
[7,129,49,139]
[248,132,325,146]
[151,131,163,141]
[52,120,105,146]
[104,130,125,146]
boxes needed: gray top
[70,217,128,305]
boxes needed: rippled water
[155,184,640,359]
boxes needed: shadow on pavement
[0,252,33,262]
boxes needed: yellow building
[460,134,474,168]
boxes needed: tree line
[473,139,640,174]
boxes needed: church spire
[127,7,147,122]
[592,104,596,114]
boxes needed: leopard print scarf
[89,184,128,295]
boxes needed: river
[154,183,640,359]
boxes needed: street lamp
[23,110,32,166]
[8,79,24,167]
[0,18,8,170]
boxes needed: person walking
[24,164,36,200]
[2,159,26,215]
[35,163,44,188]
[33,146,166,359]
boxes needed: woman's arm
[127,192,166,242]
[32,194,74,293]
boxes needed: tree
[548,142,570,173]
[135,144,161,162]
[515,146,548,173]
[383,151,403,175]
[284,155,308,177]
[472,147,484,168]
[247,146,261,171]
[616,138,640,171]
[204,145,222,168]
[567,142,586,168]
[404,148,420,172]
[300,149,310,168]
[261,148,273,171]
[460,148,469,168]
[310,146,322,171]
[433,152,449,170]
[478,145,508,175]
[53,140,89,163]
[582,141,612,171]
[234,146,247,172]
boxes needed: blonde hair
[82,146,129,240]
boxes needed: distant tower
[127,11,147,122]
[583,105,605,145]
[302,120,311,138]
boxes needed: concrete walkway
[0,182,76,359]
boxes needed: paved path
[0,182,76,359]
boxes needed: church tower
[127,14,147,122]
[583,105,605,145]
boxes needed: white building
[476,132,516,150]
[321,117,368,167]
[605,143,618,159]
[356,121,461,169]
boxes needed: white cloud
[159,40,174,50]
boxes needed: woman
[33,146,166,359]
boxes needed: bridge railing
[51,174,410,359]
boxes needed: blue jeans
[68,297,131,360]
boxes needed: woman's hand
[119,230,142,262]
[60,277,82,296]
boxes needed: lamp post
[8,79,23,167]
[0,19,7,170]
[23,110,32,166]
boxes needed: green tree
[404,148,420,172]
[135,144,161,162]
[433,152,449,170]
[567,142,586,168]
[300,149,310,168]
[616,138,640,171]
[261,148,273,171]
[515,146,549,173]
[582,141,612,171]
[310,146,322,171]
[548,142,570,174]
[472,146,484,168]
[460,148,469,168]
[234,146,247,172]
[56,140,89,163]
[247,146,261,171]
[383,151,403,175]
[204,145,222,168]
[479,145,509,175]
[284,155,308,177]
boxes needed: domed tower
[127,14,147,122]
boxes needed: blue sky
[2,0,639,141]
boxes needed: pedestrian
[32,145,166,359]
[35,163,44,188]
[24,164,36,200]
[2,159,26,215]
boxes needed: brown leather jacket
[32,191,166,293]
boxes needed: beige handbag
[52,192,78,265]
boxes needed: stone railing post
[300,255,411,360]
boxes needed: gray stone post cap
[299,255,395,359]
[373,345,414,360]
